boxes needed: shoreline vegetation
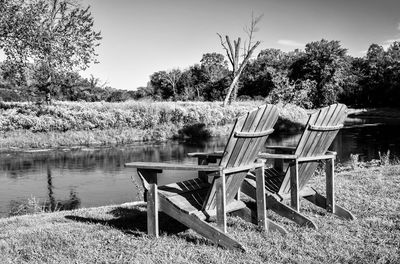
[0,163,399,263]
[1,100,399,153]
[0,100,309,152]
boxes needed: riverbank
[0,163,399,263]
[0,101,307,152]
[348,107,400,119]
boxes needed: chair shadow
[65,206,187,237]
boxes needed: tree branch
[217,33,234,67]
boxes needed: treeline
[1,39,400,108]
[0,65,137,102]
[141,39,400,108]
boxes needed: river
[0,117,399,217]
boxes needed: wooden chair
[125,104,286,251]
[242,103,356,229]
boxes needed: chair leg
[241,179,317,229]
[158,195,245,252]
[255,165,267,231]
[326,158,335,213]
[303,191,356,220]
[147,183,159,237]
[266,195,317,229]
[216,172,227,233]
[290,161,300,212]
[232,206,288,235]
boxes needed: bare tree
[218,14,262,106]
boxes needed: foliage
[0,101,262,133]
[265,68,315,109]
[0,0,101,95]
[289,39,348,107]
[360,42,400,106]
[0,101,308,149]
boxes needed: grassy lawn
[0,164,399,263]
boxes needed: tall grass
[0,101,307,132]
[0,101,308,149]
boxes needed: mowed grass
[1,165,399,263]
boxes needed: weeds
[378,150,391,166]
[9,196,47,216]
[350,153,360,170]
[0,101,308,149]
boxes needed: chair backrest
[279,103,347,194]
[203,104,279,211]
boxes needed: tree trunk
[223,73,241,107]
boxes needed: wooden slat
[225,172,247,203]
[164,188,209,214]
[255,165,267,230]
[309,124,343,131]
[303,192,356,220]
[219,114,247,167]
[325,158,335,213]
[216,172,227,232]
[258,153,298,159]
[290,161,299,212]
[204,105,278,212]
[147,183,159,237]
[278,104,347,194]
[126,162,222,172]
[277,113,316,194]
[158,196,246,252]
[239,105,278,166]
[226,106,263,167]
[234,105,269,166]
[298,104,346,189]
[234,128,274,138]
[158,178,209,197]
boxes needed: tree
[0,0,102,100]
[290,39,348,107]
[160,69,182,100]
[218,14,262,106]
[200,52,229,82]
[240,48,304,99]
[149,71,170,99]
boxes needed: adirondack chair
[241,103,355,229]
[125,104,287,251]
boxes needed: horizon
[2,0,400,90]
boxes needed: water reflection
[0,118,399,217]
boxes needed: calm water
[0,117,399,217]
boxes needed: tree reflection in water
[1,119,399,218]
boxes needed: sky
[3,0,400,90]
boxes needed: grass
[1,164,399,263]
[0,101,308,151]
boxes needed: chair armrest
[222,162,264,174]
[125,162,223,172]
[265,146,296,152]
[297,153,336,162]
[258,153,299,160]
[187,151,224,159]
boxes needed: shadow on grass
[64,205,217,246]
